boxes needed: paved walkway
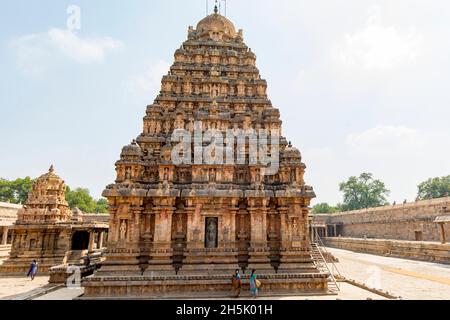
[2,248,449,300]
[0,276,50,299]
[36,283,384,300]
[35,287,84,300]
[327,247,450,300]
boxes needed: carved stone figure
[120,220,127,240]
[205,218,218,248]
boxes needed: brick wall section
[324,237,450,264]
[317,197,450,241]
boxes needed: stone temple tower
[0,166,108,276]
[83,10,328,298]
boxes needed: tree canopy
[417,175,450,200]
[312,203,340,214]
[65,187,108,213]
[0,177,108,213]
[0,177,35,204]
[338,173,390,211]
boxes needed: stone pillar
[278,201,317,274]
[1,227,8,245]
[88,231,95,252]
[131,205,143,243]
[185,202,203,250]
[98,231,104,249]
[334,224,337,237]
[439,223,446,244]
[247,199,272,271]
[148,200,175,274]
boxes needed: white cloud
[125,60,171,100]
[333,6,424,71]
[47,29,122,63]
[346,125,425,156]
[12,28,122,75]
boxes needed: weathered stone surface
[0,167,108,279]
[83,11,327,297]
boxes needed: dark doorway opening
[415,231,423,241]
[72,231,89,250]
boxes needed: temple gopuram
[0,166,108,282]
[83,9,329,298]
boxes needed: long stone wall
[324,237,450,264]
[321,197,450,241]
[0,202,21,226]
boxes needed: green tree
[0,177,34,204]
[65,187,109,214]
[312,203,340,214]
[65,187,98,213]
[417,175,450,200]
[95,198,109,214]
[339,173,390,211]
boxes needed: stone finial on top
[214,4,218,14]
[49,165,55,173]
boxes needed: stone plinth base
[178,248,240,275]
[49,264,97,284]
[81,272,329,299]
[0,245,11,263]
[0,254,65,275]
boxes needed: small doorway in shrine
[71,231,89,250]
[415,231,423,241]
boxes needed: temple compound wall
[310,197,450,264]
[0,202,21,262]
[324,237,450,264]
[311,197,450,242]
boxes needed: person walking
[231,269,242,298]
[27,260,38,281]
[249,269,259,298]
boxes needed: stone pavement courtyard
[0,276,50,299]
[1,247,449,300]
[327,247,450,300]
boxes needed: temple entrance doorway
[71,231,89,250]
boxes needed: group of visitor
[231,269,261,298]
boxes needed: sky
[0,0,449,205]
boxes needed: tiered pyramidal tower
[84,10,328,297]
[0,166,108,275]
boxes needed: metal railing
[311,232,342,291]
[315,234,343,279]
